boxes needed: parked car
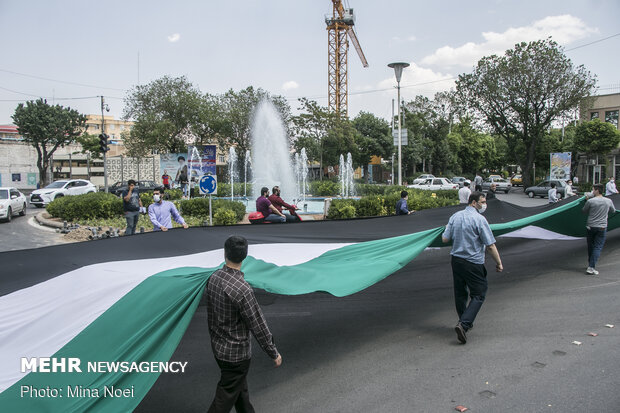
[0,187,28,222]
[510,174,523,186]
[110,180,159,196]
[481,177,512,193]
[451,177,469,188]
[488,174,503,180]
[524,180,567,198]
[408,177,459,191]
[29,179,97,207]
[412,174,435,184]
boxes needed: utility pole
[100,96,109,192]
[388,62,409,186]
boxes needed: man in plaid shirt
[206,235,282,413]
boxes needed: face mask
[477,203,487,214]
[153,194,161,202]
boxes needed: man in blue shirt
[395,190,414,215]
[442,191,503,344]
[148,187,189,231]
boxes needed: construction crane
[325,0,368,117]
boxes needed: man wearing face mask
[442,191,503,344]
[148,187,189,231]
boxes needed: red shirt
[268,194,295,213]
[162,175,170,185]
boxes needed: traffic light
[99,133,109,153]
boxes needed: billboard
[160,153,186,187]
[550,152,571,180]
[187,145,217,181]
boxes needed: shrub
[212,199,246,222]
[356,196,387,217]
[179,198,211,218]
[46,192,123,221]
[213,208,238,225]
[327,199,357,219]
[310,180,340,196]
[215,183,252,197]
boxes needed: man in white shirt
[605,176,618,196]
[458,181,472,204]
[548,182,559,203]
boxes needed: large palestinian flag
[1,195,618,412]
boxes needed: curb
[35,211,65,229]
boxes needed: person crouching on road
[395,190,415,215]
[442,191,503,344]
[206,236,282,413]
[147,187,189,231]
[256,187,286,223]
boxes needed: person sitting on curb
[256,187,286,223]
[148,187,189,231]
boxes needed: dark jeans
[124,211,140,235]
[208,358,254,413]
[264,214,286,223]
[451,255,488,331]
[586,227,607,268]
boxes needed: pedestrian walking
[582,184,617,275]
[548,182,559,203]
[473,173,483,192]
[605,176,618,196]
[147,187,189,231]
[206,236,282,413]
[442,191,503,344]
[458,181,471,204]
[122,179,143,236]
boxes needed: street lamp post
[100,96,110,192]
[388,62,409,186]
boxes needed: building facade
[577,93,620,184]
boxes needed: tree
[455,38,596,186]
[447,117,497,175]
[75,133,104,159]
[574,119,620,155]
[291,98,334,179]
[352,112,392,181]
[122,76,204,156]
[12,99,87,186]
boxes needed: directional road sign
[199,174,217,195]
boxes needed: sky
[1,0,619,125]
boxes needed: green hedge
[327,190,459,219]
[213,208,238,225]
[178,198,246,222]
[46,192,123,221]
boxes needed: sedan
[110,180,159,196]
[524,180,567,199]
[510,175,523,186]
[481,177,512,193]
[451,177,469,188]
[408,178,459,191]
[29,179,97,207]
[0,187,28,222]
[412,174,435,185]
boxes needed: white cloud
[378,62,455,97]
[282,80,299,91]
[167,33,181,43]
[421,15,598,68]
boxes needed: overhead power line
[0,68,127,92]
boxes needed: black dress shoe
[455,323,467,344]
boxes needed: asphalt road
[0,205,66,252]
[135,196,619,413]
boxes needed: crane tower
[325,1,368,117]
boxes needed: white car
[30,179,97,207]
[412,174,435,185]
[0,187,28,222]
[408,177,459,190]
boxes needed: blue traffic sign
[199,175,217,195]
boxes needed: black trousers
[208,358,255,413]
[451,255,488,331]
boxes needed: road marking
[568,280,620,291]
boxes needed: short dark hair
[593,184,604,194]
[550,182,556,188]
[153,187,165,194]
[463,181,470,187]
[468,191,485,204]
[272,186,279,194]
[400,190,408,198]
[177,156,185,161]
[261,187,269,196]
[225,236,248,264]
[128,179,136,186]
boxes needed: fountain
[187,145,206,199]
[251,100,296,202]
[244,149,252,198]
[228,147,238,202]
[339,152,355,198]
[294,148,309,203]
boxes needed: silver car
[481,177,512,193]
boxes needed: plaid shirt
[206,265,278,363]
